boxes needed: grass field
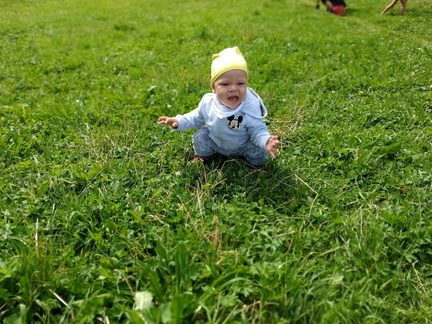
[1,0,432,322]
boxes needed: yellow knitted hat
[210,47,248,84]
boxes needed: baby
[158,47,279,167]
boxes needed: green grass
[1,0,432,322]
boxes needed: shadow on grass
[343,8,360,16]
[186,153,310,217]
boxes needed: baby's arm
[158,116,179,128]
[266,135,280,159]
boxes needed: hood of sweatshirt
[212,87,268,119]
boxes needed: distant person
[381,0,408,15]
[316,0,346,15]
[158,47,280,167]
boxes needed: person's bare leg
[324,0,333,11]
[382,0,399,14]
[400,0,408,15]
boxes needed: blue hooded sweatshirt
[174,88,271,153]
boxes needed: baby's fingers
[157,116,168,124]
[270,150,279,159]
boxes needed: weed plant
[1,0,431,322]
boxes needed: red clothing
[331,5,345,14]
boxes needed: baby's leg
[240,141,268,166]
[192,127,214,158]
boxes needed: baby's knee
[193,127,210,141]
[242,146,268,166]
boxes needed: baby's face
[212,70,247,109]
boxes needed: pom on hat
[210,47,248,84]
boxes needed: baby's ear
[211,84,216,93]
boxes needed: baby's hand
[266,136,280,159]
[158,116,179,128]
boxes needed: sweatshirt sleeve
[247,119,271,149]
[173,96,207,131]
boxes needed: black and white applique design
[227,115,243,131]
